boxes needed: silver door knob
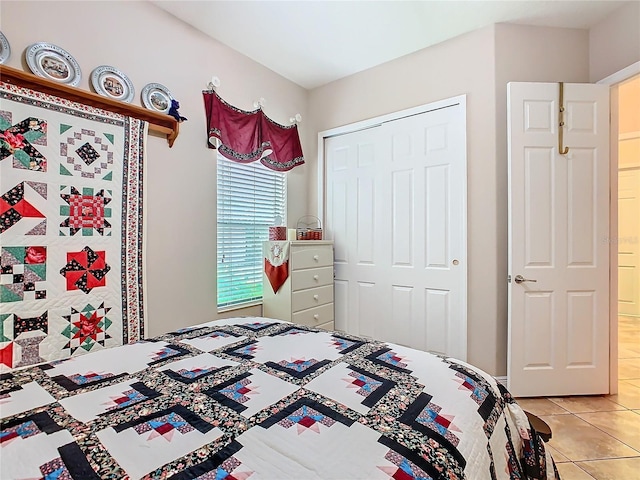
[514,274,537,284]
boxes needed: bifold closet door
[325,103,467,359]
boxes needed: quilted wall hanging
[0,81,146,371]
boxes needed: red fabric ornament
[264,259,289,293]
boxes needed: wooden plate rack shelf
[0,64,179,147]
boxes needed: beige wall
[493,24,590,374]
[309,26,501,374]
[309,24,591,375]
[589,1,640,82]
[0,1,311,336]
[3,1,637,374]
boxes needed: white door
[507,82,610,397]
[618,168,640,317]
[325,102,467,359]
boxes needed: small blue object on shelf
[168,99,187,122]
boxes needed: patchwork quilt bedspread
[0,317,558,479]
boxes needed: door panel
[425,165,449,267]
[524,147,554,266]
[357,176,375,264]
[325,102,466,359]
[567,148,597,265]
[567,291,596,365]
[390,285,413,348]
[508,82,610,396]
[425,288,449,354]
[334,279,349,332]
[326,127,383,341]
[391,169,413,266]
[523,291,553,367]
[358,281,377,339]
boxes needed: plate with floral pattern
[0,31,10,64]
[90,65,135,103]
[141,83,173,113]
[24,42,81,86]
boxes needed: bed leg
[524,410,552,442]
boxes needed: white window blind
[217,154,286,309]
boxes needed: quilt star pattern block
[59,379,161,422]
[104,384,156,412]
[205,367,299,418]
[452,367,494,417]
[0,182,46,235]
[132,411,195,441]
[276,403,337,434]
[330,332,367,354]
[0,418,41,444]
[60,186,112,236]
[1,410,98,480]
[59,125,115,179]
[1,412,61,446]
[0,112,47,172]
[377,440,436,480]
[0,246,46,303]
[305,362,396,415]
[179,329,246,352]
[61,302,112,354]
[96,404,224,479]
[0,80,146,370]
[158,352,239,384]
[60,246,110,294]
[398,393,464,462]
[167,440,255,480]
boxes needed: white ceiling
[153,0,629,89]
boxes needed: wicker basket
[296,215,323,240]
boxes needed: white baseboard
[494,376,508,388]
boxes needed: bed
[0,317,558,479]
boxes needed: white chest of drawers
[262,241,334,330]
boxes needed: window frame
[216,153,287,311]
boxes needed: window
[217,154,286,309]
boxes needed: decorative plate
[0,31,10,64]
[24,42,81,86]
[90,65,135,103]
[141,83,173,113]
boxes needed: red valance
[203,90,304,172]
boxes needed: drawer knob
[313,255,319,261]
[313,314,319,320]
[313,275,319,281]
[313,295,319,301]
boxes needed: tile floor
[516,317,640,479]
